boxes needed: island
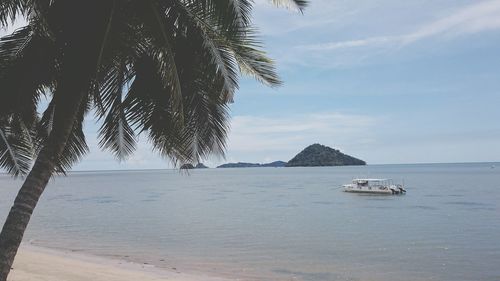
[286,144,366,167]
[260,161,287,167]
[217,161,287,168]
[195,163,209,169]
[180,163,209,169]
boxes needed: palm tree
[0,0,307,279]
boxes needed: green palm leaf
[1,0,308,173]
[97,61,136,160]
[0,24,58,124]
[35,98,90,173]
[137,0,185,123]
[123,53,188,162]
[0,118,33,177]
[0,0,26,26]
[270,0,308,12]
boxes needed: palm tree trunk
[0,149,61,279]
[0,81,87,281]
[0,2,115,278]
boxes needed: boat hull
[344,188,393,194]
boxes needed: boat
[343,178,406,195]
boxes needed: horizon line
[46,161,500,173]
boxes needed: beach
[9,245,228,281]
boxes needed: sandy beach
[9,245,230,281]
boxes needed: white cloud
[72,112,379,168]
[403,0,500,44]
[253,0,386,36]
[299,36,396,51]
[227,112,379,154]
[299,0,500,51]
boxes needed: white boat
[343,178,406,195]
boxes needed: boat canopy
[353,178,390,182]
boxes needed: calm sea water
[1,163,499,281]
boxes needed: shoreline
[9,244,232,281]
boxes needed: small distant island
[215,144,365,168]
[261,161,288,167]
[195,163,209,169]
[217,161,287,168]
[286,144,366,167]
[180,163,209,169]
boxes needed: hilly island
[216,144,365,168]
[286,144,365,167]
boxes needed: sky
[2,0,500,170]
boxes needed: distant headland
[217,161,287,168]
[215,144,365,168]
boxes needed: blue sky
[3,0,500,170]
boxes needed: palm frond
[270,0,308,12]
[35,98,90,173]
[36,100,55,143]
[179,84,231,162]
[1,0,308,175]
[0,24,58,124]
[181,8,281,87]
[0,25,32,61]
[127,0,277,164]
[232,32,282,87]
[165,0,278,103]
[230,0,254,26]
[99,103,136,161]
[191,0,254,26]
[97,61,136,160]
[54,97,90,173]
[136,0,184,122]
[211,0,254,25]
[0,0,26,26]
[122,53,189,163]
[56,117,89,173]
[95,0,118,74]
[172,0,240,98]
[198,34,239,96]
[0,0,52,28]
[0,118,33,177]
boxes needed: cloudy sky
[3,0,500,170]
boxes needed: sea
[0,163,499,281]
